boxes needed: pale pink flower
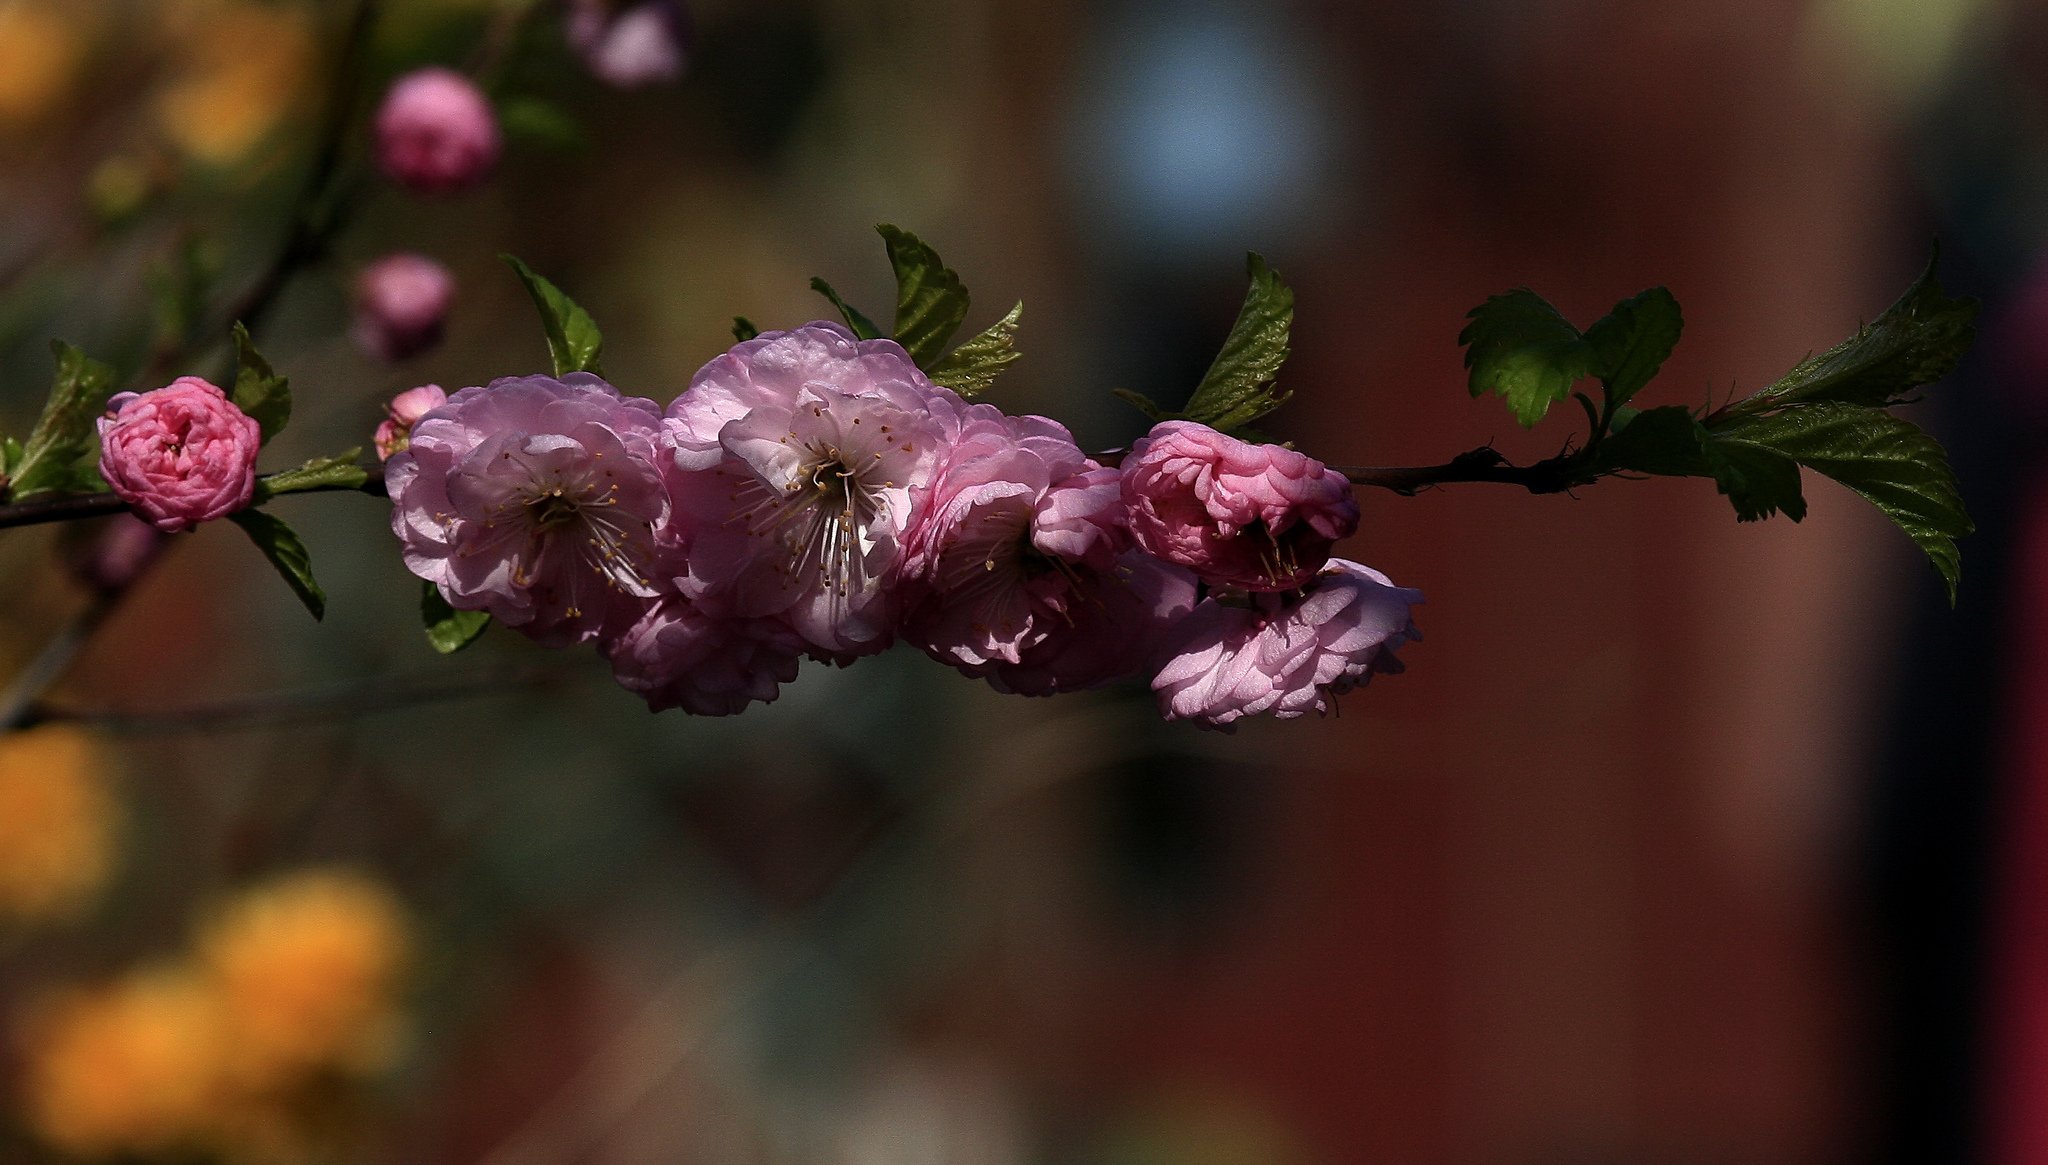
[373,68,499,195]
[985,550,1200,697]
[565,0,690,87]
[1152,559,1422,729]
[353,254,454,362]
[603,598,804,715]
[96,377,261,533]
[386,373,671,647]
[900,407,1136,672]
[664,321,959,658]
[1120,420,1358,590]
[374,384,447,462]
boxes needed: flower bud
[64,513,169,596]
[373,384,446,462]
[96,377,261,533]
[351,253,454,363]
[372,67,499,195]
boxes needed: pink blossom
[566,0,690,87]
[985,550,1200,697]
[664,321,960,658]
[603,598,803,715]
[1152,559,1422,729]
[96,377,261,533]
[900,407,1136,672]
[353,254,454,362]
[374,384,448,462]
[373,68,500,195]
[1120,420,1358,590]
[386,373,672,647]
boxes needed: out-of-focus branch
[16,662,565,735]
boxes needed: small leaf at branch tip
[1459,288,1593,428]
[229,509,325,620]
[500,254,605,376]
[421,580,490,653]
[1585,286,1683,410]
[254,449,369,503]
[731,316,761,343]
[10,340,115,499]
[927,301,1022,397]
[877,224,971,367]
[808,277,883,340]
[230,322,291,444]
[1180,252,1294,434]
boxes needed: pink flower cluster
[385,322,1421,727]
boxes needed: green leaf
[1713,403,1973,602]
[732,316,761,343]
[1739,255,1977,415]
[1595,404,1710,477]
[925,302,1022,397]
[1701,439,1806,523]
[230,323,291,443]
[1585,286,1682,409]
[1111,388,1172,422]
[496,96,585,151]
[1181,253,1295,434]
[1460,288,1595,428]
[0,436,22,481]
[808,277,883,339]
[229,509,325,620]
[253,449,367,503]
[501,254,605,376]
[421,581,490,653]
[11,341,116,499]
[878,224,970,366]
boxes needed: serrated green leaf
[253,449,367,503]
[732,316,761,343]
[1111,387,1172,423]
[229,509,325,620]
[11,341,116,499]
[878,224,970,366]
[1460,288,1595,428]
[501,254,605,376]
[1713,403,1972,602]
[1701,439,1806,523]
[1181,253,1295,434]
[1585,286,1682,409]
[1740,255,1977,414]
[1595,404,1710,477]
[421,581,490,653]
[926,302,1022,397]
[230,323,290,443]
[808,277,883,339]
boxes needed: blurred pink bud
[1120,420,1358,591]
[352,253,454,362]
[566,0,690,88]
[67,513,169,595]
[96,377,261,533]
[374,384,447,461]
[373,68,500,195]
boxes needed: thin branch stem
[1337,447,1590,496]
[0,475,387,531]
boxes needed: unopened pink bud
[566,0,690,88]
[373,68,500,195]
[374,384,447,461]
[96,377,261,533]
[352,254,454,362]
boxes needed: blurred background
[0,0,2041,1161]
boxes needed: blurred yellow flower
[21,966,231,1158]
[196,867,412,1086]
[155,2,316,165]
[0,4,87,131]
[0,725,119,924]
